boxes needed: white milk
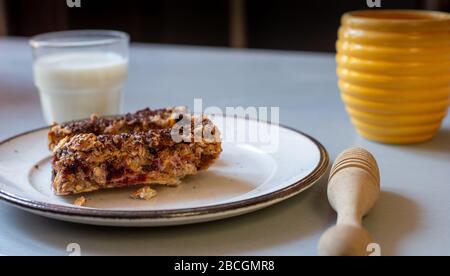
[33,52,128,124]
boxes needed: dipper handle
[318,147,380,256]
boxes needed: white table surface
[0,37,449,256]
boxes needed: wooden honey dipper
[318,147,380,256]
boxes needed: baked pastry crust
[48,107,187,150]
[50,109,222,196]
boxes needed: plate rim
[0,117,329,220]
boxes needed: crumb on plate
[130,186,158,201]
[74,196,87,207]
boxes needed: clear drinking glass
[30,30,129,124]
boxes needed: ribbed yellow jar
[337,10,450,144]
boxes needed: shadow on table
[365,191,421,256]
[407,128,450,156]
[6,176,334,256]
[355,127,450,153]
[354,127,450,164]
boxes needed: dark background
[3,0,450,52]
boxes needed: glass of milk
[30,30,129,124]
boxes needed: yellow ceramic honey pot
[337,10,450,144]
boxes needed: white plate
[0,116,328,227]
